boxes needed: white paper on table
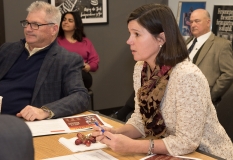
[43,154,77,160]
[59,137,107,152]
[26,118,72,136]
[43,149,118,160]
[25,114,112,137]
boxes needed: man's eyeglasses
[20,20,54,30]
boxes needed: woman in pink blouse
[57,11,99,89]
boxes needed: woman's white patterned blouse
[127,59,233,160]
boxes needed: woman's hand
[83,63,91,72]
[92,124,118,143]
[92,125,135,153]
[91,125,114,140]
[101,131,135,153]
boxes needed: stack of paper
[43,149,118,160]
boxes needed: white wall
[169,0,232,22]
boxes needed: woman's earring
[160,45,162,48]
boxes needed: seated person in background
[0,115,34,160]
[57,11,99,89]
[92,4,233,159]
[0,1,89,121]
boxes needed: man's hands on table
[16,105,49,121]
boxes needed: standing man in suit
[187,9,233,106]
[0,1,89,121]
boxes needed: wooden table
[33,111,218,160]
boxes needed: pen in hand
[94,122,105,133]
[94,122,111,140]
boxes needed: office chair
[216,85,233,142]
[0,115,34,160]
[88,89,94,110]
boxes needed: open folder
[25,114,112,137]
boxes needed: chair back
[217,84,233,142]
[0,115,34,160]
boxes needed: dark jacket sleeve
[32,43,90,118]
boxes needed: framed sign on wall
[212,5,233,48]
[48,0,108,24]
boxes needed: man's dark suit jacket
[0,115,34,160]
[0,40,90,118]
[186,32,233,102]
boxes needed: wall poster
[48,0,108,24]
[212,5,233,47]
[176,1,206,39]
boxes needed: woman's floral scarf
[137,62,172,137]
